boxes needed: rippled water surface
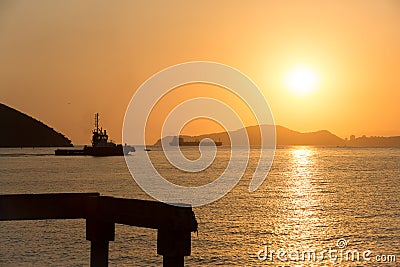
[0,147,399,266]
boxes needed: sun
[285,66,319,95]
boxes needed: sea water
[0,147,399,266]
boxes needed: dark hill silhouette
[0,103,72,147]
[154,125,345,146]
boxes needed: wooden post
[163,256,184,267]
[90,240,109,267]
[86,219,115,267]
[157,228,191,267]
[85,196,115,267]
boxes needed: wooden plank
[0,193,100,220]
[94,196,197,232]
[0,194,197,233]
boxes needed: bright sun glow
[285,66,319,95]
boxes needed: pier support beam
[162,256,184,267]
[0,193,197,267]
[157,228,191,267]
[86,219,115,267]
[90,240,109,267]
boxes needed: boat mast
[94,113,99,133]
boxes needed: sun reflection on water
[292,148,313,168]
[274,147,330,259]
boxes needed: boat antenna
[95,113,99,133]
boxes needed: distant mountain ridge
[155,125,400,147]
[155,125,344,146]
[0,103,72,147]
[346,135,400,147]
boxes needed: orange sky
[1,1,399,144]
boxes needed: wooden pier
[0,193,198,267]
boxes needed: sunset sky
[1,1,399,144]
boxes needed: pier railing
[0,193,198,267]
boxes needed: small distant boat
[55,113,135,156]
[169,136,222,146]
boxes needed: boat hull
[169,136,222,146]
[55,145,135,156]
[169,141,222,146]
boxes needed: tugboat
[169,136,222,146]
[55,113,135,156]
